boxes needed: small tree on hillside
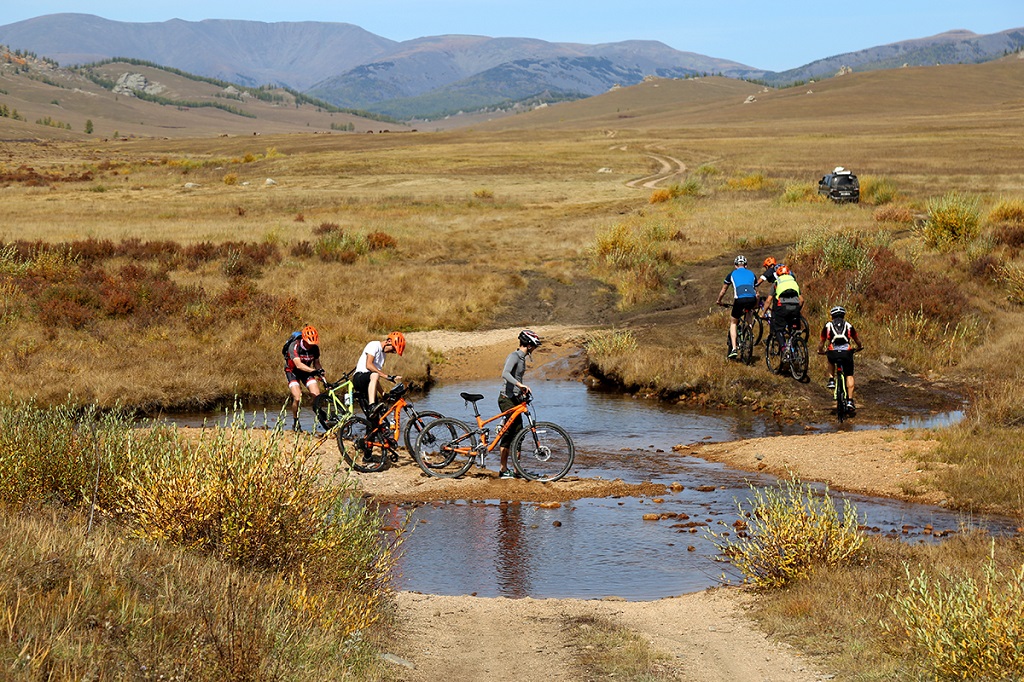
[84,119,93,134]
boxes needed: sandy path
[390,590,826,682]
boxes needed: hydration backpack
[281,330,301,358]
[829,320,851,347]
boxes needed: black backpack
[281,330,301,358]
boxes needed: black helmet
[518,329,542,348]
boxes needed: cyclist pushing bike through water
[497,329,542,479]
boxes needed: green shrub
[1002,264,1024,305]
[887,547,1024,681]
[919,192,981,250]
[708,477,864,589]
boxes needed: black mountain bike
[720,303,754,365]
[765,325,809,381]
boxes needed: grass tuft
[919,192,981,250]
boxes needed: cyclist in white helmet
[817,306,864,411]
[497,329,541,479]
[716,255,758,359]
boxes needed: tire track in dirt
[626,152,688,189]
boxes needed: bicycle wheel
[337,416,387,473]
[764,333,782,374]
[835,374,848,423]
[752,314,764,347]
[402,408,444,455]
[789,336,809,381]
[799,315,810,342]
[738,324,754,365]
[511,421,575,482]
[313,391,345,430]
[414,417,476,478]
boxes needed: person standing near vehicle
[763,264,804,342]
[353,331,405,415]
[817,306,864,411]
[716,256,758,359]
[497,329,541,479]
[284,325,324,431]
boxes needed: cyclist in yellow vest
[763,265,804,344]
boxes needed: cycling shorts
[826,349,855,376]
[286,368,319,388]
[772,301,802,333]
[731,298,758,320]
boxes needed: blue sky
[1,1,1022,72]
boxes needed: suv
[818,167,859,203]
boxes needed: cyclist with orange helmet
[756,256,780,290]
[284,324,324,431]
[763,264,804,342]
[353,331,406,415]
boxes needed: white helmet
[734,255,747,266]
[830,306,846,318]
[518,329,542,348]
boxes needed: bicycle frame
[311,372,357,433]
[466,399,533,456]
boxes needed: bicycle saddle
[460,392,485,403]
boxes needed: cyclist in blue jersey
[716,255,758,359]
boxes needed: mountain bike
[311,371,357,431]
[335,383,444,473]
[765,324,809,380]
[756,298,809,344]
[414,392,575,482]
[719,303,754,365]
[823,349,859,423]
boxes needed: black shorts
[772,301,802,334]
[498,393,525,447]
[827,350,855,376]
[731,298,758,320]
[352,371,373,414]
[286,368,318,388]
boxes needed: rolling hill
[0,51,407,141]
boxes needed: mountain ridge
[0,14,1022,120]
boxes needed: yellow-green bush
[780,183,822,204]
[919,192,981,250]
[585,329,639,357]
[725,172,778,192]
[592,218,673,307]
[709,477,864,589]
[1002,264,1024,305]
[888,548,1024,681]
[988,198,1024,225]
[859,176,898,205]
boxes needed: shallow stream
[158,377,1014,601]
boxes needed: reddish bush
[313,222,341,236]
[994,224,1024,249]
[367,232,397,251]
[290,241,314,258]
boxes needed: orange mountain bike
[336,383,443,473]
[413,392,575,482]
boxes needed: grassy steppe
[3,57,1024,678]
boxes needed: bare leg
[729,318,739,351]
[288,384,303,427]
[847,375,855,402]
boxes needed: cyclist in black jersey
[284,325,324,431]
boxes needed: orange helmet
[763,257,777,268]
[301,325,319,346]
[776,265,791,276]
[386,331,406,356]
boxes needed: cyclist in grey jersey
[497,329,541,479]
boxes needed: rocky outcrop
[112,72,165,97]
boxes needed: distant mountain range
[1,14,1022,120]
